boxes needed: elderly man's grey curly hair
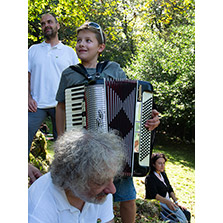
[50,128,125,194]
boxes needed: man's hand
[56,102,66,137]
[28,96,37,112]
[28,71,37,112]
[145,109,160,131]
[28,163,42,185]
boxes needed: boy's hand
[145,109,160,131]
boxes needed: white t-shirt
[28,41,79,108]
[28,172,114,223]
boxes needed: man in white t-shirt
[28,13,79,156]
[29,129,125,223]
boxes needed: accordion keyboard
[65,85,85,130]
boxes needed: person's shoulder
[102,61,126,79]
[147,171,155,177]
[28,173,52,203]
[29,172,51,191]
[29,42,44,50]
[28,173,59,221]
[29,42,43,48]
[106,61,121,68]
[61,64,86,82]
[62,64,79,75]
[146,172,156,181]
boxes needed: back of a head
[50,128,125,191]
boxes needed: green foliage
[29,130,52,174]
[126,23,195,141]
[30,130,47,158]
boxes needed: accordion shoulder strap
[69,63,90,80]
[69,61,110,81]
[96,61,109,74]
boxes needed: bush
[125,24,195,141]
[29,130,52,174]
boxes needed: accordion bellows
[65,79,153,176]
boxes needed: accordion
[65,79,153,176]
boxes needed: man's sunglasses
[88,22,104,44]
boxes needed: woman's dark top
[145,171,174,199]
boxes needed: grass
[156,139,195,219]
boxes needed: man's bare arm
[28,72,37,112]
[56,102,66,137]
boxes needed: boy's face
[76,30,105,67]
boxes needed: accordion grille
[139,92,153,166]
[85,84,107,132]
[106,80,137,174]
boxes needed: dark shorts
[113,177,136,202]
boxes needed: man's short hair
[41,13,58,23]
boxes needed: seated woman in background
[145,153,191,223]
